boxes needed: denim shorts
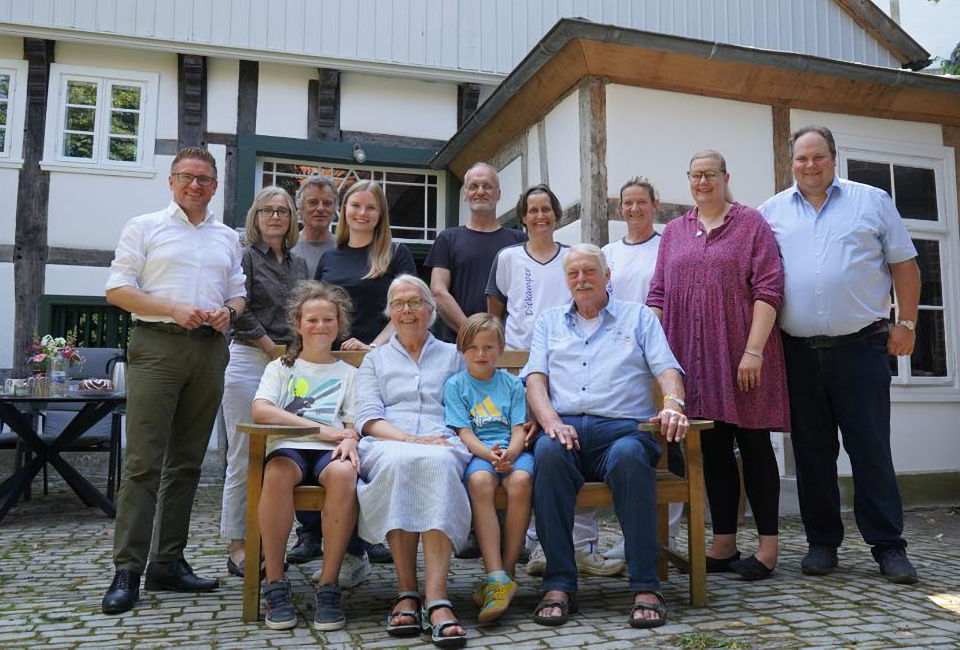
[463,450,534,482]
[265,447,334,485]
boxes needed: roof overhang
[834,0,929,69]
[432,18,960,176]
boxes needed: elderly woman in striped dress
[354,273,470,648]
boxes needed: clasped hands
[172,304,232,332]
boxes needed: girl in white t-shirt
[252,281,359,632]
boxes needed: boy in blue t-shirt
[444,313,533,624]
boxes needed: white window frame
[838,133,960,397]
[0,59,29,168]
[257,157,448,244]
[40,63,158,177]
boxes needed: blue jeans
[533,415,662,593]
[782,328,906,556]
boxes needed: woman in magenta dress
[647,149,789,580]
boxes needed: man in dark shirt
[425,162,526,340]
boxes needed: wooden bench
[238,349,712,622]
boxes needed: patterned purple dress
[647,203,790,431]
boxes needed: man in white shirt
[101,147,246,615]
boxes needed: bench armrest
[236,423,321,438]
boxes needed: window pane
[110,110,139,136]
[893,165,937,221]
[386,172,427,185]
[65,106,96,132]
[427,187,437,229]
[63,133,94,158]
[0,102,6,126]
[0,129,5,152]
[911,309,948,377]
[0,74,8,100]
[387,184,426,238]
[913,239,943,306]
[847,160,891,196]
[67,80,98,106]
[108,137,137,162]
[111,85,141,110]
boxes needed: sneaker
[263,579,297,630]
[367,542,394,564]
[875,548,919,584]
[313,584,346,631]
[310,553,370,589]
[525,545,546,577]
[602,539,625,561]
[576,549,625,576]
[478,574,517,624]
[800,545,838,576]
[287,531,323,565]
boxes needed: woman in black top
[315,180,416,350]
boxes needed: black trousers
[782,328,906,554]
[701,420,780,536]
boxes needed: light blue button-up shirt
[759,177,916,338]
[520,297,682,420]
[354,333,465,437]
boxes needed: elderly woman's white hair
[385,273,438,327]
[563,242,610,276]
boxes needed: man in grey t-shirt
[291,175,338,277]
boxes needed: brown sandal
[532,592,578,626]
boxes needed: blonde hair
[282,281,353,367]
[456,313,505,353]
[335,180,393,279]
[689,149,734,203]
[244,186,299,250]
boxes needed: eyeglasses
[388,298,424,312]
[686,171,724,183]
[303,197,336,209]
[257,207,291,219]
[172,172,216,187]
[466,183,497,193]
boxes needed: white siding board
[115,0,136,34]
[458,1,480,71]
[192,0,212,43]
[95,0,115,32]
[74,0,95,30]
[391,0,409,65]
[285,0,305,53]
[135,0,153,38]
[407,0,427,66]
[209,0,231,44]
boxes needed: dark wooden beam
[14,38,55,376]
[458,83,481,127]
[47,247,115,267]
[237,60,258,135]
[579,77,607,246]
[177,54,207,149]
[340,130,446,151]
[230,60,259,226]
[772,106,793,193]
[308,68,341,140]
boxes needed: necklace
[696,204,730,236]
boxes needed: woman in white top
[485,184,569,349]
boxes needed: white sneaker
[602,539,625,561]
[312,552,370,589]
[576,549,625,576]
[525,545,546,577]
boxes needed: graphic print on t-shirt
[283,376,342,425]
[470,395,510,430]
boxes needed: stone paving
[0,484,958,649]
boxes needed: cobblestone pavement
[0,485,958,649]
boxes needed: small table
[0,391,125,524]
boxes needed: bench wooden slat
[239,350,713,622]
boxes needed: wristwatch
[224,304,238,326]
[663,393,686,410]
[895,319,916,331]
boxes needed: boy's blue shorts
[463,450,534,482]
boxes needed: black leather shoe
[875,547,919,584]
[706,551,741,573]
[367,542,394,564]
[102,569,141,615]
[287,531,323,564]
[145,559,219,592]
[800,545,839,576]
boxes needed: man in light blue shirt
[759,125,921,584]
[522,243,687,629]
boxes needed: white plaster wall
[0,169,18,245]
[0,34,22,58]
[54,42,178,140]
[207,57,238,135]
[497,156,522,219]
[44,264,111,297]
[606,86,775,209]
[46,155,174,250]
[554,220,581,246]
[340,73,458,141]
[256,63,312,140]
[791,110,944,148]
[0,262,13,369]
[543,90,580,210]
[207,144,227,222]
[526,125,542,187]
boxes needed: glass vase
[47,355,68,396]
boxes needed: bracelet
[744,349,763,359]
[662,393,686,410]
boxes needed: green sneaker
[478,574,516,624]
